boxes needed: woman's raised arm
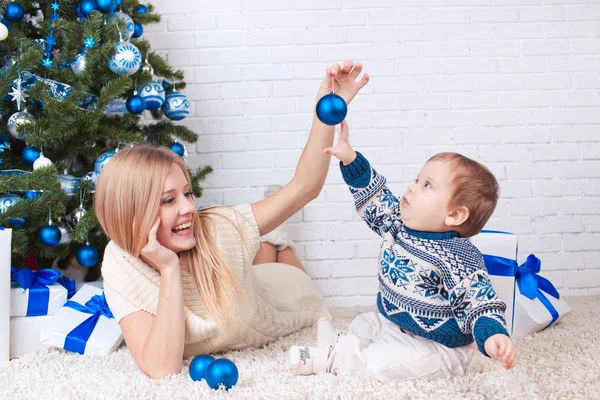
[252,60,370,236]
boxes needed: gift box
[0,228,12,362]
[40,284,123,356]
[469,230,518,335]
[512,254,571,337]
[10,315,51,358]
[10,267,70,317]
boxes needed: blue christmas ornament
[205,358,238,390]
[108,41,142,76]
[79,0,96,17]
[189,354,215,382]
[109,11,134,41]
[21,146,41,166]
[5,3,25,22]
[0,194,25,228]
[126,94,146,114]
[139,80,165,110]
[95,0,115,13]
[39,224,61,247]
[76,244,99,267]
[136,4,148,14]
[132,22,143,38]
[24,191,41,200]
[162,80,171,89]
[316,93,347,126]
[162,92,190,121]
[170,142,185,157]
[92,151,116,184]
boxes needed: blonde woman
[95,60,370,379]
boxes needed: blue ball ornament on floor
[79,0,96,17]
[170,142,185,157]
[189,354,215,382]
[95,0,115,13]
[76,244,99,267]
[126,94,146,114]
[132,22,143,38]
[5,3,24,22]
[205,358,239,390]
[39,225,62,247]
[316,93,347,126]
[21,146,41,166]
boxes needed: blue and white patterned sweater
[341,152,509,356]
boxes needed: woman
[95,60,370,379]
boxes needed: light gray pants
[319,311,481,381]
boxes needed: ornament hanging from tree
[39,203,61,247]
[109,11,135,41]
[139,80,165,110]
[76,242,99,267]
[33,151,53,170]
[107,41,142,76]
[7,111,35,140]
[5,2,25,22]
[162,92,190,121]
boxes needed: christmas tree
[0,0,211,281]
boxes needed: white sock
[288,345,330,375]
[316,319,345,348]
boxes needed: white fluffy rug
[2,296,599,400]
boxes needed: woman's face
[155,164,197,253]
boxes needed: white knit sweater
[101,204,331,358]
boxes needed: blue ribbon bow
[516,254,560,329]
[11,267,61,316]
[63,293,114,355]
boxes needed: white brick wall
[147,1,600,305]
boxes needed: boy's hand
[484,334,518,370]
[317,60,370,105]
[324,120,356,165]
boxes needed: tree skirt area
[1,296,599,400]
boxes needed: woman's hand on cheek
[140,217,180,274]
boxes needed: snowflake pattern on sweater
[340,152,509,356]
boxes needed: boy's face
[400,160,457,233]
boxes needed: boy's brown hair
[428,152,499,238]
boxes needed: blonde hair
[427,152,499,238]
[94,144,240,326]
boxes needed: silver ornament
[33,154,53,170]
[141,62,154,75]
[7,111,35,139]
[56,219,73,245]
[107,41,142,77]
[2,52,18,71]
[71,53,87,75]
[71,206,87,225]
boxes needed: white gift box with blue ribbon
[469,230,517,335]
[10,267,71,317]
[512,254,571,337]
[40,284,123,356]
